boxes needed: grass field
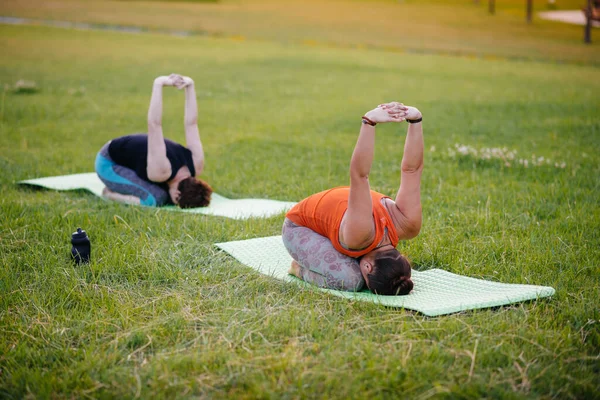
[1,0,599,64]
[0,1,599,398]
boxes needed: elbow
[401,163,423,175]
[349,164,369,180]
[185,118,198,128]
[350,170,369,184]
[148,119,162,129]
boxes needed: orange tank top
[286,186,399,258]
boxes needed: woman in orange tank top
[283,101,424,295]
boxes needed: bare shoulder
[382,198,422,240]
[382,198,401,230]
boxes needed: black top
[108,134,196,185]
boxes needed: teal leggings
[95,142,169,207]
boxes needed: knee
[281,218,290,238]
[281,219,299,251]
[95,152,108,175]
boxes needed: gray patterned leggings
[282,218,365,291]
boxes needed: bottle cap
[72,227,88,239]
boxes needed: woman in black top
[95,74,212,208]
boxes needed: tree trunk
[585,0,592,43]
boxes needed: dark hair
[177,177,212,208]
[366,248,413,295]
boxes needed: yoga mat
[215,236,555,316]
[18,173,297,220]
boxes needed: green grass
[0,11,599,400]
[0,0,599,64]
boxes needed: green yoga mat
[18,173,297,220]
[215,235,555,316]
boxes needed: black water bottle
[71,227,91,264]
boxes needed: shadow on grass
[16,183,91,196]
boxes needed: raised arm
[179,76,205,175]
[340,105,406,249]
[146,75,178,182]
[386,103,423,240]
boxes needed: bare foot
[102,187,141,205]
[288,260,302,278]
